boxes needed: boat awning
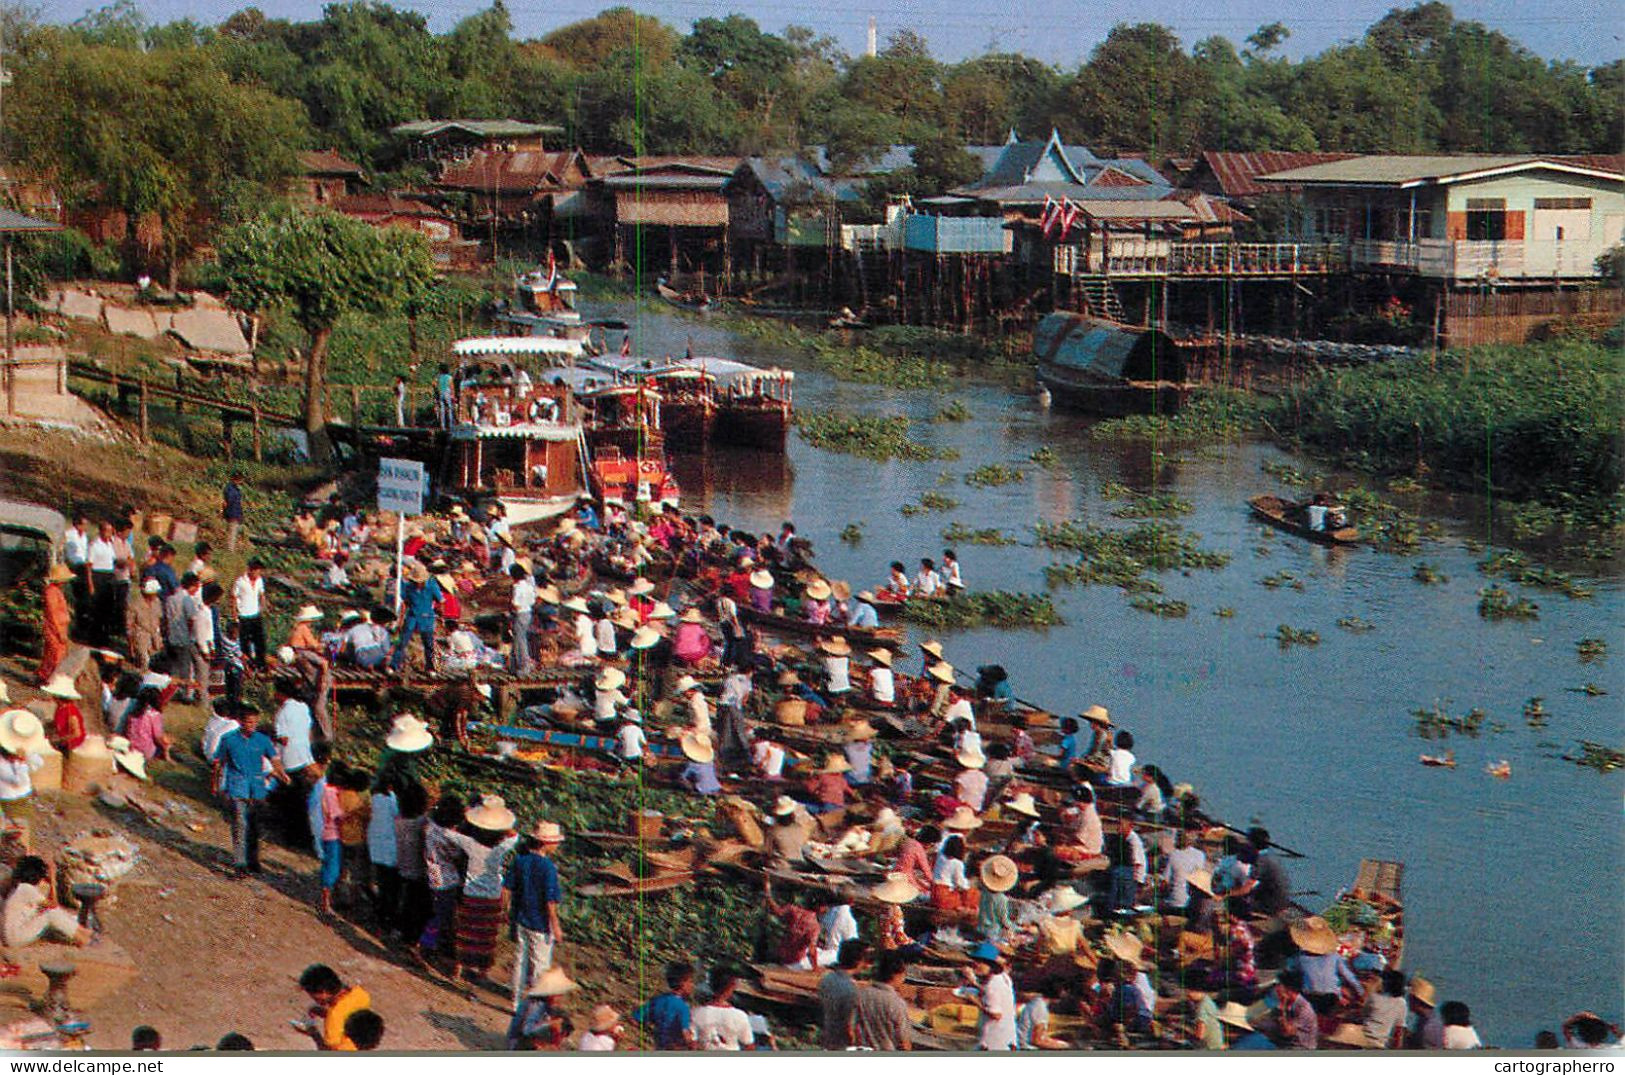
[449,421,581,442]
[674,355,793,389]
[583,355,712,382]
[454,336,583,357]
[1034,314,1183,382]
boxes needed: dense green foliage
[218,207,437,434]
[1277,341,1624,511]
[899,590,1062,629]
[6,1,1616,188]
[792,411,953,462]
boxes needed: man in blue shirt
[222,475,244,553]
[633,961,695,1049]
[390,562,442,672]
[210,705,290,876]
[505,821,566,1012]
[434,364,455,428]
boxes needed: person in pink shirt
[319,774,346,916]
[672,609,713,665]
[892,826,935,894]
[124,685,173,760]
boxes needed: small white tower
[866,17,877,57]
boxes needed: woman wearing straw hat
[865,647,896,707]
[801,579,832,625]
[42,673,87,753]
[1290,915,1364,1015]
[804,753,855,814]
[676,733,722,796]
[819,635,852,696]
[746,568,774,613]
[36,563,74,684]
[842,719,876,785]
[505,967,577,1050]
[977,854,1019,943]
[671,607,713,666]
[0,710,50,823]
[445,795,520,990]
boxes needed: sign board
[378,457,426,516]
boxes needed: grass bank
[1274,341,1623,522]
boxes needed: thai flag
[1059,199,1083,237]
[540,249,558,293]
[1039,195,1060,238]
[620,333,632,357]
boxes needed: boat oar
[945,664,1050,716]
[1212,819,1307,859]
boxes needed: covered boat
[684,355,794,451]
[446,377,586,526]
[583,354,718,449]
[1033,313,1193,416]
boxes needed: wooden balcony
[1054,240,1347,279]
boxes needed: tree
[841,31,943,138]
[1059,23,1210,154]
[678,15,795,149]
[9,41,307,283]
[532,6,678,70]
[911,136,983,193]
[942,54,1061,143]
[218,209,436,452]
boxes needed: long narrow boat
[738,604,904,649]
[1249,494,1361,546]
[656,278,715,314]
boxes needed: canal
[609,299,1624,1046]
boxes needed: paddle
[944,662,1049,716]
[1211,819,1307,859]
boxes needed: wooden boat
[1033,313,1195,416]
[1248,494,1361,546]
[578,864,696,898]
[1333,858,1405,972]
[1419,752,1456,768]
[1486,760,1512,779]
[656,278,715,314]
[738,604,904,649]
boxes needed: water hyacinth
[1337,617,1376,632]
[1412,562,1448,585]
[1260,570,1307,591]
[839,523,864,545]
[899,590,1062,629]
[1577,637,1608,662]
[1564,741,1624,773]
[1038,520,1231,592]
[1276,624,1321,648]
[1129,596,1189,618]
[933,400,972,422]
[794,411,953,462]
[1477,586,1539,620]
[899,491,959,516]
[1478,549,1594,599]
[963,463,1026,488]
[940,522,1017,546]
[1411,703,1488,739]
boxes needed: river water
[606,300,1623,1046]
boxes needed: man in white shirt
[201,705,239,762]
[868,650,896,705]
[971,946,1017,1051]
[691,968,755,1051]
[509,566,536,675]
[232,560,268,669]
[87,521,118,646]
[272,679,315,776]
[188,583,221,707]
[63,513,91,636]
[1161,829,1209,910]
[616,712,645,764]
[752,733,785,778]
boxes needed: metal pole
[394,513,405,613]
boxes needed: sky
[35,0,1625,67]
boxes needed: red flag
[1039,195,1059,238]
[1060,199,1083,238]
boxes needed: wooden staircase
[1073,276,1127,322]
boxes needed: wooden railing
[1055,240,1347,278]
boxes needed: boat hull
[715,403,791,452]
[499,493,579,527]
[1037,364,1193,416]
[1248,495,1361,546]
[660,400,718,451]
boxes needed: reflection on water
[598,299,1624,1045]
[669,447,795,520]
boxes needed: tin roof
[391,119,561,139]
[1258,154,1624,188]
[436,148,590,194]
[0,208,61,232]
[298,149,365,178]
[1197,151,1359,197]
[453,336,584,358]
[1034,314,1183,382]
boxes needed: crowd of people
[4,479,1615,1054]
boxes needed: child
[336,768,373,914]
[367,775,400,930]
[318,761,346,916]
[218,621,246,711]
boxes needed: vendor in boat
[676,733,722,796]
[942,548,965,593]
[848,590,881,629]
[747,569,775,614]
[913,558,942,598]
[1289,915,1365,1015]
[802,580,833,624]
[672,608,714,666]
[866,648,896,707]
[804,754,857,813]
[885,561,911,598]
[975,664,1013,714]
[764,795,812,864]
[819,636,853,697]
[842,720,876,785]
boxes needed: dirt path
[3,659,521,1052]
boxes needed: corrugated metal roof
[602,173,730,192]
[1256,154,1616,187]
[1199,151,1359,197]
[298,149,365,177]
[0,208,61,232]
[437,149,588,193]
[391,119,561,138]
[1034,314,1180,380]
